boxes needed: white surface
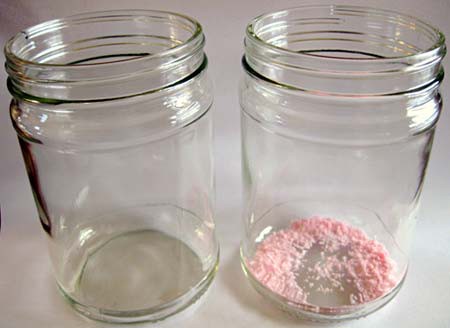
[0,1,449,327]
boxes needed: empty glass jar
[5,10,218,323]
[240,5,446,321]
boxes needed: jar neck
[5,10,205,101]
[244,5,446,96]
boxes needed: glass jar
[5,10,218,323]
[239,5,446,321]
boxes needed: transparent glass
[239,5,446,321]
[5,10,218,323]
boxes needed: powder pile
[247,217,396,307]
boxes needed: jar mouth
[244,5,446,95]
[5,10,205,100]
[5,9,202,68]
[248,5,445,62]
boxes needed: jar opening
[244,5,446,95]
[5,10,205,101]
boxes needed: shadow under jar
[5,10,218,323]
[239,5,446,321]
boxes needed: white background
[0,1,449,327]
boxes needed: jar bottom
[240,200,408,321]
[58,229,218,323]
[52,204,218,323]
[241,254,405,322]
[59,262,217,323]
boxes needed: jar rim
[244,5,446,95]
[4,10,206,100]
[4,9,203,69]
[247,5,446,64]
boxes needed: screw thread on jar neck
[4,10,206,101]
[244,5,446,96]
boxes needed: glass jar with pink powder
[239,5,446,321]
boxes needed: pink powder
[247,217,396,307]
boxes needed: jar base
[241,248,405,322]
[58,255,218,323]
[56,227,219,324]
